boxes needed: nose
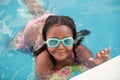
[57,42,64,49]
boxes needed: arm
[35,51,53,79]
[76,44,111,68]
[76,44,93,59]
[76,44,96,68]
[89,48,111,65]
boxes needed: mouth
[55,51,66,56]
[56,50,66,53]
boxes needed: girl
[33,15,110,80]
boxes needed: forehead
[46,25,73,39]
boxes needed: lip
[56,50,66,53]
[55,51,66,56]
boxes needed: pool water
[0,0,120,79]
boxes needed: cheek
[47,47,56,54]
[66,47,73,52]
[47,46,73,54]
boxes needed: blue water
[0,0,120,79]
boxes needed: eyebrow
[48,36,72,39]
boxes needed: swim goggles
[46,37,74,48]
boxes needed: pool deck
[71,55,120,80]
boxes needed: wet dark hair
[42,15,77,41]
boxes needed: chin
[55,55,68,62]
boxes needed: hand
[89,47,111,65]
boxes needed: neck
[54,57,74,71]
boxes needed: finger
[99,50,108,59]
[89,57,101,65]
[103,48,110,59]
[103,48,111,54]
[89,57,97,64]
[100,53,109,59]
[100,50,106,55]
[106,47,111,55]
[96,53,101,59]
[98,53,102,59]
[100,48,110,56]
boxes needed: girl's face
[46,25,74,62]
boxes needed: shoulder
[36,50,53,75]
[75,44,96,68]
[36,50,52,65]
[75,44,93,59]
[75,44,88,52]
[36,50,48,60]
